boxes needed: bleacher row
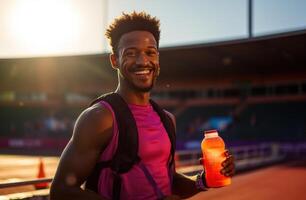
[1,100,305,145]
[176,101,306,143]
[0,107,82,138]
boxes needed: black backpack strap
[86,93,140,199]
[149,99,176,167]
[89,92,113,107]
[90,92,140,172]
[112,172,122,200]
[85,160,112,192]
[103,93,140,172]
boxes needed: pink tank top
[97,101,172,200]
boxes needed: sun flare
[9,0,81,55]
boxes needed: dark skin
[50,30,235,200]
[221,150,235,177]
[50,103,113,200]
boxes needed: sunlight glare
[9,0,81,55]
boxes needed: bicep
[52,105,113,188]
[53,140,99,187]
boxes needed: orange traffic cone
[34,158,48,189]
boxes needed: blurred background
[0,0,306,199]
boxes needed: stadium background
[0,0,306,199]
[1,30,305,153]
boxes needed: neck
[115,85,151,106]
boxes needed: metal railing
[176,142,306,174]
[1,142,306,199]
[0,178,52,189]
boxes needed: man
[50,12,234,200]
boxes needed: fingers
[224,149,230,157]
[222,155,234,166]
[220,153,235,177]
[221,164,235,177]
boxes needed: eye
[123,50,136,57]
[146,50,158,57]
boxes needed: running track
[0,155,305,199]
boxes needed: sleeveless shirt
[97,101,172,200]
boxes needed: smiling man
[112,30,159,94]
[50,12,234,200]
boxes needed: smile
[133,69,153,75]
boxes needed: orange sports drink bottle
[201,129,231,187]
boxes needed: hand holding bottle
[220,150,235,177]
[201,130,235,187]
[199,149,235,178]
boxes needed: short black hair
[105,11,160,55]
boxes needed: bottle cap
[204,129,218,134]
[204,130,218,138]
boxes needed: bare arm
[164,110,203,198]
[172,172,202,198]
[165,111,235,199]
[50,104,114,200]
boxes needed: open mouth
[133,69,153,75]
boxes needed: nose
[136,53,149,66]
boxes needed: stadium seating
[174,101,306,143]
[175,104,235,140]
[0,107,83,138]
[1,100,305,145]
[225,101,306,142]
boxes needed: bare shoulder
[72,102,114,150]
[50,102,115,196]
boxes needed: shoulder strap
[85,93,140,194]
[149,99,176,167]
[84,161,112,193]
[106,93,140,172]
[93,92,140,172]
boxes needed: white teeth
[134,70,150,75]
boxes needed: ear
[110,54,118,69]
[156,65,160,76]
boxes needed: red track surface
[187,160,306,200]
[1,155,305,199]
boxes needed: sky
[0,0,306,58]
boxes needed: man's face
[114,31,159,93]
